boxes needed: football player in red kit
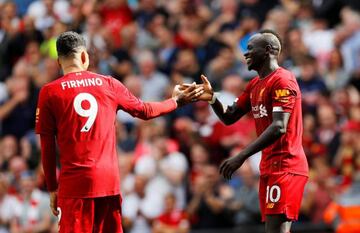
[196,30,309,233]
[35,31,203,233]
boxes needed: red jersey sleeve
[35,86,58,191]
[40,134,58,192]
[235,79,252,112]
[35,86,56,135]
[111,78,177,119]
[271,77,297,113]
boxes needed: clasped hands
[172,75,214,106]
[172,74,246,180]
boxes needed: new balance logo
[252,104,268,119]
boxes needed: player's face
[244,35,267,71]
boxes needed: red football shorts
[57,195,123,233]
[259,173,307,222]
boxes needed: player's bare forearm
[40,134,58,192]
[211,100,247,125]
[220,111,290,180]
[239,111,290,159]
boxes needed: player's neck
[62,64,87,75]
[258,60,279,79]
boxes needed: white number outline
[57,207,62,222]
[266,185,281,203]
[73,93,98,132]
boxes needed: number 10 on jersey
[73,93,98,132]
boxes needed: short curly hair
[56,31,86,57]
[259,29,282,54]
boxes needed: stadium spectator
[187,164,232,229]
[10,171,52,233]
[0,174,20,233]
[0,135,18,168]
[27,0,71,31]
[323,49,350,91]
[122,174,154,233]
[7,156,27,195]
[335,7,360,76]
[98,0,133,48]
[324,171,360,233]
[0,60,38,139]
[82,13,107,55]
[136,50,169,101]
[297,54,327,112]
[302,157,335,223]
[316,104,341,162]
[152,192,190,233]
[228,160,261,225]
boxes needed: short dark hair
[56,31,86,57]
[259,29,282,52]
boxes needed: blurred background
[0,0,360,233]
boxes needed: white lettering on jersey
[273,106,284,112]
[252,104,268,119]
[61,78,103,90]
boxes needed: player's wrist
[172,96,180,107]
[208,92,217,105]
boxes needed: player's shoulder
[86,71,117,86]
[270,67,298,85]
[274,67,296,81]
[39,78,59,94]
[86,71,112,80]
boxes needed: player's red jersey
[236,67,308,176]
[35,71,177,198]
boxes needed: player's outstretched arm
[220,111,290,180]
[116,79,204,120]
[186,75,247,125]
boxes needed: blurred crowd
[0,0,360,233]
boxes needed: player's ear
[81,50,90,70]
[81,51,86,64]
[57,58,62,68]
[265,45,271,55]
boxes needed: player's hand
[180,75,214,102]
[49,191,59,216]
[172,82,204,106]
[219,155,245,180]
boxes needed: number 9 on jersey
[73,93,98,132]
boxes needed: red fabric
[157,210,188,226]
[40,135,57,191]
[259,173,308,221]
[100,5,133,48]
[133,139,179,163]
[36,71,177,198]
[208,116,255,148]
[236,67,308,176]
[58,195,123,233]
